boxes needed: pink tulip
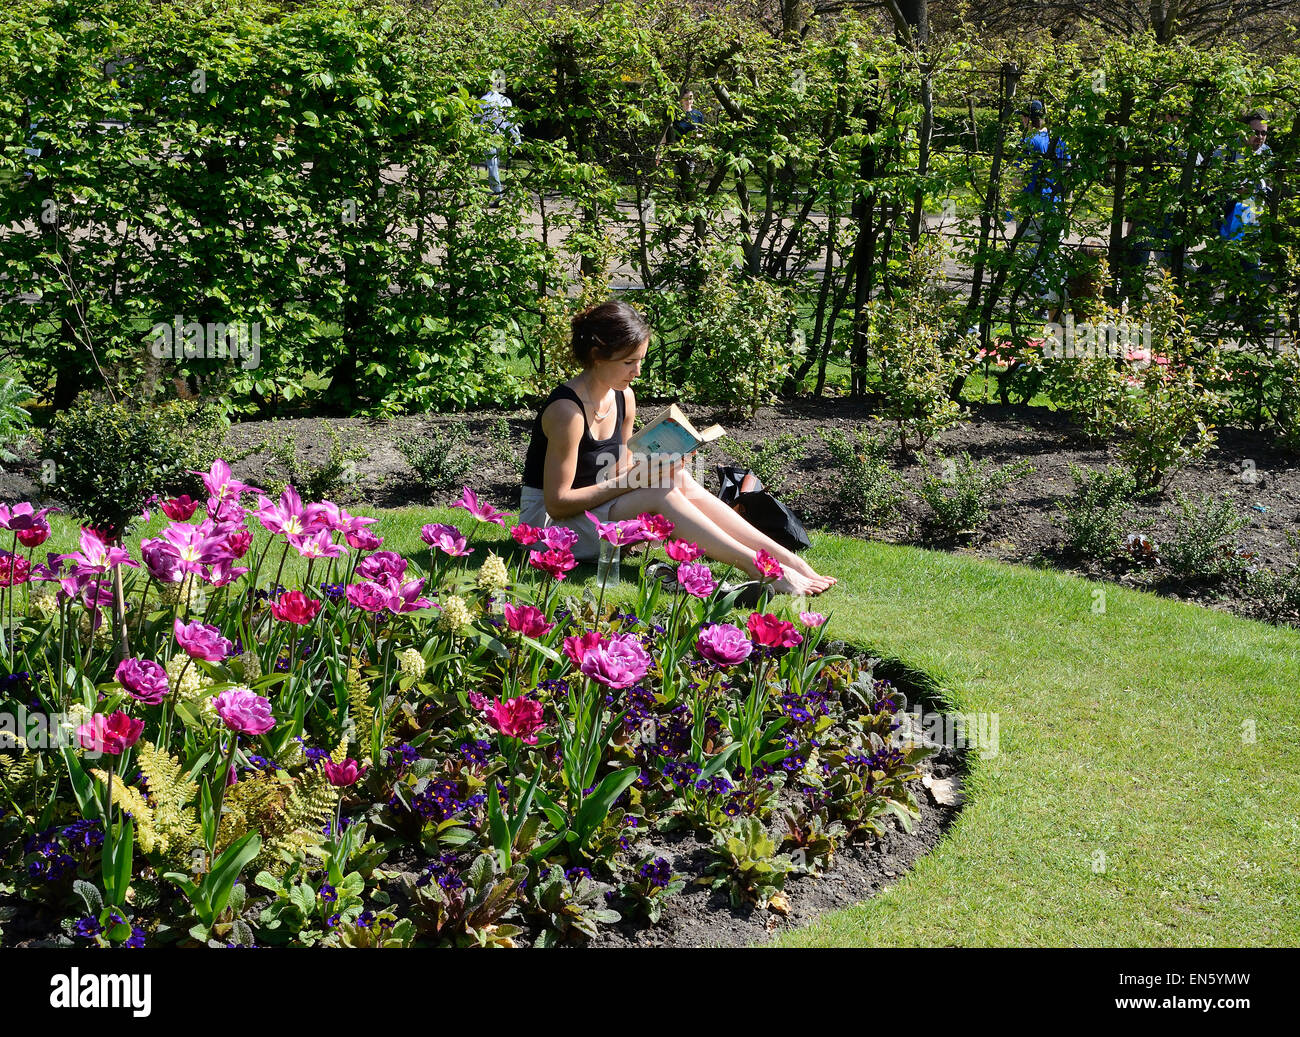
[173,618,232,662]
[382,574,433,614]
[77,711,144,756]
[0,503,56,533]
[161,495,200,521]
[323,758,367,787]
[214,687,276,736]
[503,603,554,638]
[345,581,391,613]
[563,630,606,668]
[354,551,408,582]
[746,612,803,649]
[697,623,754,667]
[510,523,542,546]
[270,590,322,625]
[585,511,649,547]
[421,523,473,557]
[529,547,577,581]
[115,658,169,705]
[538,526,579,552]
[676,562,716,599]
[798,611,827,628]
[16,526,50,548]
[287,529,346,560]
[192,459,262,503]
[0,552,30,587]
[580,633,651,689]
[664,539,705,563]
[484,697,545,744]
[227,527,254,559]
[637,513,675,542]
[346,528,383,552]
[753,550,784,581]
[252,486,309,537]
[450,487,511,527]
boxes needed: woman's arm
[540,400,634,520]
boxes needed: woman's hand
[622,452,691,490]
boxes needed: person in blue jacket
[1010,100,1071,318]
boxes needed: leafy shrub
[868,237,969,456]
[1242,530,1300,622]
[264,425,366,502]
[684,247,802,416]
[40,397,222,537]
[1159,492,1251,583]
[488,417,524,478]
[1053,463,1140,560]
[1041,355,1129,444]
[0,364,33,465]
[916,451,1034,540]
[398,423,476,491]
[818,425,904,532]
[723,433,811,496]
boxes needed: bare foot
[772,573,817,597]
[788,556,837,589]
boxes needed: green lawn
[31,505,1300,946]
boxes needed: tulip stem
[7,530,18,660]
[210,733,240,858]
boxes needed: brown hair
[570,299,650,367]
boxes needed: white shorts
[518,485,614,563]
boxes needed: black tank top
[522,384,625,490]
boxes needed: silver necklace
[580,378,613,421]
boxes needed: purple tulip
[677,562,717,599]
[421,524,472,558]
[214,687,275,736]
[140,538,185,584]
[173,618,231,662]
[354,551,408,582]
[115,658,170,705]
[580,633,651,689]
[697,623,754,667]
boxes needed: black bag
[715,465,812,553]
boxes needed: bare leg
[608,485,826,597]
[672,470,835,590]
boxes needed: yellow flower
[237,650,262,681]
[476,552,511,592]
[398,648,426,679]
[438,595,473,633]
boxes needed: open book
[626,404,724,457]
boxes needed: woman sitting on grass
[519,299,835,597]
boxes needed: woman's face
[591,337,648,390]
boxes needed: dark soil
[583,743,961,948]
[5,396,1295,625]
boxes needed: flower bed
[0,468,938,948]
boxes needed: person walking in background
[655,89,705,198]
[1197,111,1274,335]
[478,75,521,202]
[1010,99,1071,319]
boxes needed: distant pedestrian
[655,89,705,175]
[1196,111,1274,334]
[1010,99,1071,318]
[478,77,521,201]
